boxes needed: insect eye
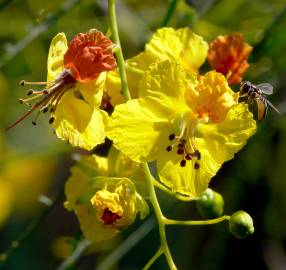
[241,81,251,93]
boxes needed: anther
[168,134,175,141]
[193,150,201,160]
[18,98,24,104]
[177,148,184,155]
[26,89,34,96]
[194,163,200,170]
[19,80,25,86]
[42,107,49,113]
[49,117,55,124]
[178,143,184,148]
[166,145,172,152]
[32,121,37,126]
[180,159,186,167]
[43,90,49,94]
[185,153,192,160]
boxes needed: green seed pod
[196,188,224,218]
[229,210,254,239]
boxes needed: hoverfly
[239,81,280,122]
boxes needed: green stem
[162,0,178,27]
[165,215,230,226]
[56,238,91,270]
[108,0,131,101]
[108,1,177,269]
[142,164,177,270]
[0,192,62,269]
[143,247,163,270]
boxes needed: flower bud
[229,210,254,239]
[196,188,224,218]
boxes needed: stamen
[26,89,34,96]
[193,150,201,160]
[185,153,192,160]
[41,106,49,113]
[194,163,200,170]
[49,117,55,124]
[32,110,41,126]
[19,93,45,104]
[180,159,186,167]
[166,146,172,152]
[169,134,175,141]
[19,80,50,86]
[177,148,184,155]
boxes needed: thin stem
[162,0,178,27]
[56,238,91,270]
[142,164,177,270]
[108,2,177,268]
[143,247,163,270]
[0,192,62,269]
[108,0,131,101]
[164,215,230,226]
[97,218,156,270]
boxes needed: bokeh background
[1,0,286,269]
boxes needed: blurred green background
[1,0,286,269]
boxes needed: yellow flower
[107,60,256,197]
[47,33,108,150]
[90,178,139,228]
[106,27,208,105]
[65,154,148,243]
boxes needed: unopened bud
[229,210,254,239]
[196,188,224,218]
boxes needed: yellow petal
[105,27,208,106]
[158,103,256,197]
[65,166,118,242]
[105,51,156,106]
[54,74,107,150]
[145,27,208,73]
[107,61,197,163]
[139,60,194,117]
[47,33,68,82]
[107,99,172,162]
[197,103,257,164]
[185,70,239,123]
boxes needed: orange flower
[208,34,252,85]
[6,29,116,132]
[64,30,117,82]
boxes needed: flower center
[195,106,220,123]
[5,69,77,131]
[101,208,121,225]
[166,113,201,169]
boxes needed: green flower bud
[196,188,224,218]
[229,210,254,239]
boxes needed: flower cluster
[11,25,258,257]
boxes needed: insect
[239,81,280,122]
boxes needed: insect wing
[255,98,267,122]
[256,83,273,95]
[265,99,281,114]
